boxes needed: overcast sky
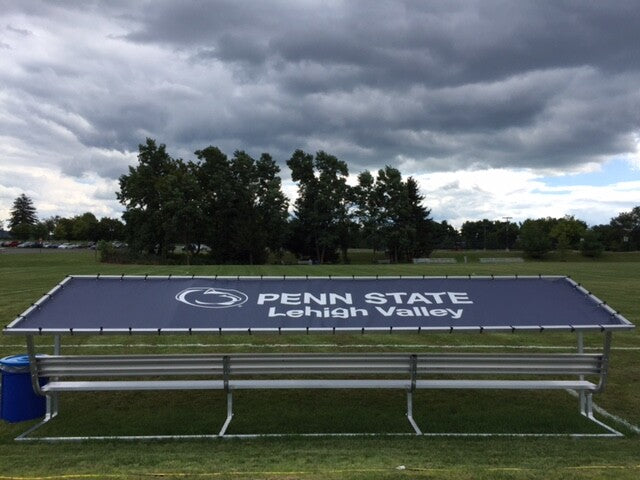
[1,0,639,228]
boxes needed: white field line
[1,343,638,350]
[591,405,640,434]
[565,390,640,434]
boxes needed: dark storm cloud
[111,0,640,173]
[2,0,639,185]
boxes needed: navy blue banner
[4,276,634,334]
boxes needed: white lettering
[375,306,396,316]
[329,292,353,305]
[281,293,301,305]
[258,293,280,305]
[407,293,432,304]
[387,292,407,303]
[364,292,387,304]
[426,292,447,304]
[448,292,473,304]
[304,293,326,305]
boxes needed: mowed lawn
[0,251,638,479]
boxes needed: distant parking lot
[0,247,91,254]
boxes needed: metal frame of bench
[15,331,622,440]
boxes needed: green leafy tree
[518,219,552,259]
[117,138,182,258]
[228,150,265,264]
[97,217,125,241]
[376,166,409,262]
[54,217,73,240]
[70,212,100,241]
[609,206,640,251]
[31,217,57,242]
[549,216,587,252]
[195,147,288,264]
[462,220,495,250]
[287,150,351,263]
[195,146,235,260]
[354,170,384,261]
[431,220,460,249]
[405,177,434,259]
[374,167,433,262]
[255,153,289,262]
[157,159,203,261]
[9,193,37,239]
[580,229,604,258]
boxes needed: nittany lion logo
[175,287,248,309]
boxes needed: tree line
[3,193,124,243]
[116,139,434,263]
[3,137,639,261]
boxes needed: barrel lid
[0,354,31,367]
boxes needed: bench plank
[42,380,225,392]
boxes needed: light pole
[503,216,512,251]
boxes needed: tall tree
[287,150,351,263]
[580,229,604,258]
[375,167,433,262]
[354,170,384,260]
[195,146,236,261]
[376,166,408,262]
[255,153,289,261]
[97,217,125,241]
[405,177,433,259]
[609,206,640,251]
[195,147,288,264]
[117,138,181,257]
[228,150,264,264]
[518,219,552,259]
[431,220,459,249]
[9,193,37,239]
[71,212,100,241]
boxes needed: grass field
[0,251,639,479]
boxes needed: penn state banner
[4,275,634,334]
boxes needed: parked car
[1,240,20,247]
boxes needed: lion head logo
[175,287,248,309]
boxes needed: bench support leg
[218,391,234,437]
[406,391,422,435]
[15,395,58,441]
[579,391,586,416]
[580,393,623,436]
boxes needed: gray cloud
[6,25,33,36]
[1,0,639,222]
[109,0,640,172]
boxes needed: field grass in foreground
[0,251,638,479]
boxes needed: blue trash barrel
[0,354,46,423]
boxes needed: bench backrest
[35,353,603,379]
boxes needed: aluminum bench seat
[414,379,597,390]
[42,380,226,392]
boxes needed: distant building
[0,230,12,240]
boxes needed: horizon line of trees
[2,193,124,243]
[3,138,639,262]
[116,139,435,263]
